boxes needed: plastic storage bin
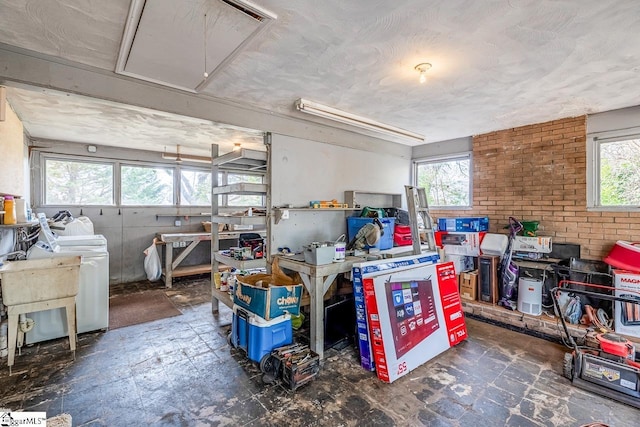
[347,217,395,250]
[231,305,293,363]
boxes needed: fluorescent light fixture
[295,98,424,142]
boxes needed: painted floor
[0,277,637,426]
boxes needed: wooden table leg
[64,299,77,359]
[164,243,173,289]
[7,309,18,375]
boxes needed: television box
[360,259,467,383]
[613,270,640,339]
[458,270,478,301]
[512,236,552,253]
[234,280,303,320]
[438,217,489,232]
[347,217,395,250]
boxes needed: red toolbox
[394,224,411,234]
[394,232,412,246]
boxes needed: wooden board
[162,263,211,278]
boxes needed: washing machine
[25,234,109,344]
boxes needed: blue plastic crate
[347,217,395,250]
[437,217,489,232]
[231,305,293,363]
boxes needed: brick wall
[432,116,640,260]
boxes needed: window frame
[119,162,177,207]
[40,153,117,207]
[587,130,640,211]
[412,151,473,210]
[36,151,265,208]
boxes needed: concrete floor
[0,277,637,426]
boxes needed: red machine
[553,281,640,409]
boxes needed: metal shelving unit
[210,139,270,315]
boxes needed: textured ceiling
[5,86,264,157]
[1,0,640,151]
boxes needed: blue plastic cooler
[231,305,293,363]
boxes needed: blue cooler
[231,305,293,363]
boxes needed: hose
[18,313,35,333]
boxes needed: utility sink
[0,256,81,306]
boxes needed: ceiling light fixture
[295,98,424,142]
[414,63,432,84]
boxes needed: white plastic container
[517,278,542,316]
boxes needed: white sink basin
[0,256,81,306]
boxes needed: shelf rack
[210,142,269,314]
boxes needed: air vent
[221,0,264,21]
[115,0,276,93]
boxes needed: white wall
[412,136,472,160]
[270,133,411,253]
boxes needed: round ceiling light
[414,63,432,84]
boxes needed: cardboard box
[435,231,486,256]
[354,256,465,383]
[512,236,552,253]
[458,270,478,301]
[613,270,640,339]
[233,280,303,320]
[438,217,489,232]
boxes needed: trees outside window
[415,154,471,208]
[45,159,113,205]
[598,138,640,207]
[121,165,174,205]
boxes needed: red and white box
[613,270,640,339]
[435,231,485,257]
[357,256,467,383]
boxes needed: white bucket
[334,234,347,262]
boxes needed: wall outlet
[281,209,289,220]
[174,220,182,227]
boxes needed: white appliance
[517,277,542,316]
[24,220,109,344]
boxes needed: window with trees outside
[181,169,211,206]
[45,158,114,205]
[226,173,264,206]
[414,153,472,208]
[590,136,640,208]
[121,165,174,205]
[42,156,265,208]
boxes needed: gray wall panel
[270,133,411,253]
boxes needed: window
[39,150,266,208]
[414,153,471,208]
[121,165,174,205]
[181,169,211,206]
[226,173,264,206]
[45,158,114,205]
[590,136,640,208]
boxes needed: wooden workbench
[156,231,265,288]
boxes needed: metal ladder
[404,185,437,254]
